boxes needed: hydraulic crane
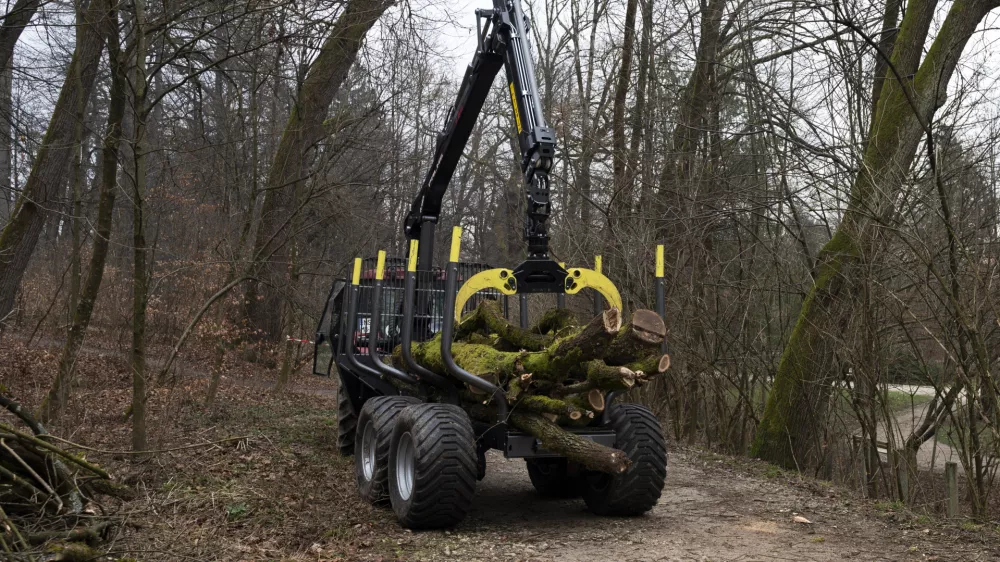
[402,0,619,310]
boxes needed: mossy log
[398,307,623,384]
[625,353,671,377]
[510,413,630,473]
[565,389,605,413]
[530,307,577,334]
[457,300,552,351]
[516,395,588,420]
[545,308,622,375]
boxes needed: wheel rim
[396,431,415,501]
[361,422,376,481]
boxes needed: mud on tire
[355,396,421,504]
[389,404,477,529]
[582,404,666,516]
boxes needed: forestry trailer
[312,0,668,529]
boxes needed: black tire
[526,459,582,498]
[337,385,358,457]
[582,404,667,516]
[388,404,477,529]
[355,396,421,504]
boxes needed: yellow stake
[376,251,386,281]
[408,240,419,272]
[450,226,463,263]
[351,257,362,285]
[656,245,664,278]
[594,255,602,274]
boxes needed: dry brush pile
[0,395,132,561]
[394,300,669,473]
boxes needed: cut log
[551,362,636,397]
[603,310,665,365]
[543,307,621,376]
[565,389,605,413]
[516,395,586,420]
[625,353,671,376]
[510,413,631,473]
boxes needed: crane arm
[404,0,556,270]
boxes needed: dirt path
[373,448,993,561]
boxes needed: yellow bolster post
[594,255,602,274]
[408,240,419,272]
[450,226,463,263]
[375,251,386,281]
[656,245,664,278]
[351,257,362,285]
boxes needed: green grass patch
[884,390,932,411]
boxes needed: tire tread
[390,404,477,529]
[583,404,667,516]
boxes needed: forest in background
[2,0,1000,522]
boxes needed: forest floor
[2,335,1000,561]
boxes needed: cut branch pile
[394,301,669,474]
[0,394,131,560]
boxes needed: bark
[245,0,395,339]
[0,0,107,338]
[39,7,124,423]
[752,0,1000,469]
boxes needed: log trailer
[312,0,667,529]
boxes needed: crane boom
[404,0,556,271]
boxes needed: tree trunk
[38,3,123,423]
[0,58,11,224]
[0,0,107,338]
[0,0,41,73]
[245,0,395,339]
[130,0,150,453]
[752,0,1000,468]
[67,0,88,322]
[610,0,638,218]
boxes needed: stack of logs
[394,300,669,474]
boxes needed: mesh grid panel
[353,258,504,358]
